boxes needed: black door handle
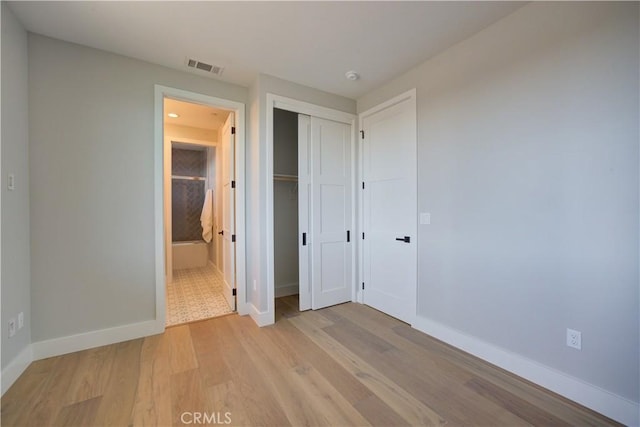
[218,230,224,235]
[395,236,410,243]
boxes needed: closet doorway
[273,108,300,305]
[163,98,236,326]
[268,95,356,323]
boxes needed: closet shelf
[273,174,298,182]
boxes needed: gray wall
[28,34,247,341]
[273,108,298,177]
[358,2,639,403]
[1,3,32,369]
[247,74,355,312]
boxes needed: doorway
[154,85,247,330]
[164,99,235,326]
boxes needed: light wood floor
[2,296,619,426]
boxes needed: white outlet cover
[566,328,582,350]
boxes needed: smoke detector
[185,57,224,76]
[345,70,359,81]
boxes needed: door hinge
[347,230,350,242]
[231,180,236,188]
[231,126,236,135]
[232,288,237,296]
[362,282,365,290]
[362,232,365,240]
[360,130,365,139]
[232,234,236,242]
[362,182,365,190]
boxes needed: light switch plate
[420,212,431,225]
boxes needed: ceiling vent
[185,57,224,76]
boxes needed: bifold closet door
[298,115,311,311]
[299,115,352,310]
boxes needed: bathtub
[172,240,209,270]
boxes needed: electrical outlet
[566,328,581,350]
[8,318,16,338]
[18,312,24,330]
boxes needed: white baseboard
[237,300,249,316]
[412,315,639,426]
[275,282,299,298]
[31,320,163,360]
[248,302,273,327]
[1,344,34,395]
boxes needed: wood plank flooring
[1,296,620,426]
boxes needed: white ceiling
[8,1,524,99]
[164,98,229,131]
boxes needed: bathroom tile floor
[166,264,234,327]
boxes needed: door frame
[154,85,247,332]
[266,93,356,324]
[357,88,417,317]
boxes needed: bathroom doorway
[163,98,236,326]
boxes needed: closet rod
[273,174,298,182]
[172,175,206,181]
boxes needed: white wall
[358,0,639,417]
[246,78,261,311]
[28,34,247,342]
[1,2,32,373]
[165,124,217,143]
[247,74,356,315]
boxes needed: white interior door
[310,116,352,309]
[221,113,236,311]
[298,114,312,311]
[362,92,417,324]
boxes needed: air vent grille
[185,57,224,76]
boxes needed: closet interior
[273,108,300,299]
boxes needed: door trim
[357,88,417,318]
[266,93,356,325]
[154,85,247,333]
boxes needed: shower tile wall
[172,147,207,242]
[173,147,206,176]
